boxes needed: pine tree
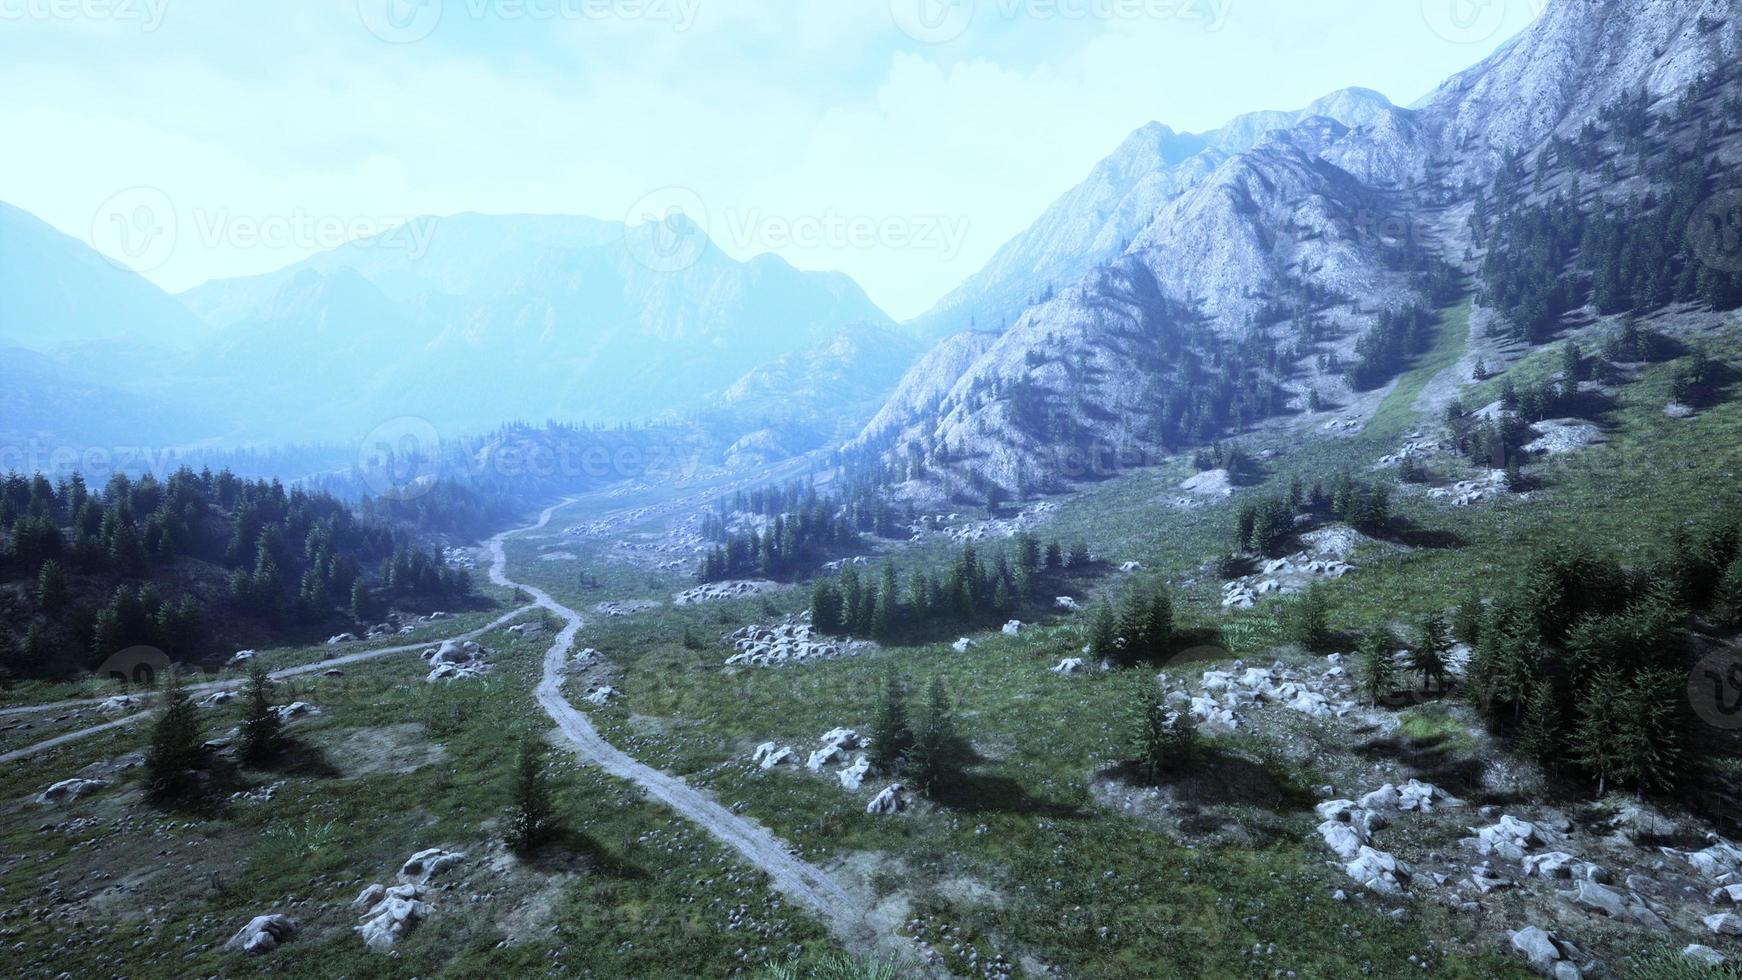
[1716,555,1742,630]
[1613,667,1686,795]
[35,559,68,613]
[144,669,204,801]
[810,579,843,635]
[505,738,558,854]
[905,677,962,799]
[1287,585,1334,651]
[238,661,284,766]
[868,669,913,772]
[1357,626,1397,708]
[1453,592,1483,646]
[1572,668,1624,796]
[1517,679,1564,773]
[1088,602,1120,663]
[1134,682,1196,782]
[1410,612,1452,691]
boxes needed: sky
[0,0,1543,320]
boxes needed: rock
[866,784,907,815]
[1711,883,1742,905]
[838,756,871,791]
[1358,784,1401,813]
[819,728,860,751]
[1344,846,1412,895]
[398,848,465,886]
[36,778,108,806]
[1002,620,1025,636]
[1055,596,1083,612]
[1471,815,1542,861]
[1683,945,1729,967]
[224,913,300,955]
[96,695,141,715]
[1318,821,1370,860]
[1561,879,1626,918]
[196,690,237,708]
[1119,561,1144,573]
[327,633,358,646]
[270,702,319,723]
[1509,926,1581,979]
[1052,658,1087,675]
[584,686,618,706]
[426,661,492,683]
[356,884,431,952]
[951,638,976,653]
[1397,779,1461,812]
[752,742,793,769]
[1661,836,1742,881]
[1665,402,1698,419]
[351,883,386,910]
[1705,912,1742,936]
[226,650,257,668]
[806,744,845,772]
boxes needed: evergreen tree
[35,559,68,613]
[1716,555,1742,630]
[1613,667,1687,795]
[1286,585,1334,651]
[1088,601,1120,662]
[1134,682,1196,782]
[238,661,284,767]
[905,677,963,799]
[144,670,204,800]
[1357,626,1397,707]
[1410,612,1452,691]
[810,579,843,635]
[1453,592,1483,646]
[505,738,558,854]
[868,669,913,772]
[1573,667,1624,796]
[1517,680,1564,773]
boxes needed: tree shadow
[1352,733,1488,800]
[520,827,648,880]
[927,770,1088,820]
[1098,744,1315,814]
[1373,518,1466,550]
[265,738,343,779]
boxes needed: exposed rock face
[1508,926,1583,979]
[224,913,300,955]
[355,884,432,952]
[398,848,466,886]
[96,695,141,715]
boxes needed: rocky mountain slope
[904,87,1401,341]
[865,0,1742,498]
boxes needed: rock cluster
[725,618,871,668]
[224,913,299,955]
[867,784,907,815]
[1508,926,1585,980]
[1312,781,1460,893]
[423,640,493,682]
[1193,660,1360,725]
[674,580,783,605]
[351,849,466,952]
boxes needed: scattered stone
[1705,912,1742,936]
[1002,620,1025,636]
[224,913,300,955]
[1683,945,1729,967]
[36,778,108,806]
[1470,815,1543,861]
[674,580,784,605]
[1055,597,1083,612]
[867,784,907,815]
[398,848,465,886]
[356,884,432,951]
[585,686,618,706]
[1119,561,1144,573]
[196,690,238,708]
[752,742,793,770]
[327,633,359,646]
[1344,846,1412,895]
[1508,926,1582,979]
[1052,658,1087,675]
[837,756,871,791]
[952,638,976,653]
[1561,879,1627,918]
[226,650,257,668]
[270,702,319,723]
[96,695,141,715]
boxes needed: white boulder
[866,784,907,815]
[398,848,465,886]
[224,913,300,955]
[36,778,108,806]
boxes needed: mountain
[0,202,211,349]
[865,0,1742,497]
[166,212,897,442]
[904,87,1401,341]
[0,345,214,451]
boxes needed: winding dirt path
[487,499,881,956]
[0,606,535,765]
